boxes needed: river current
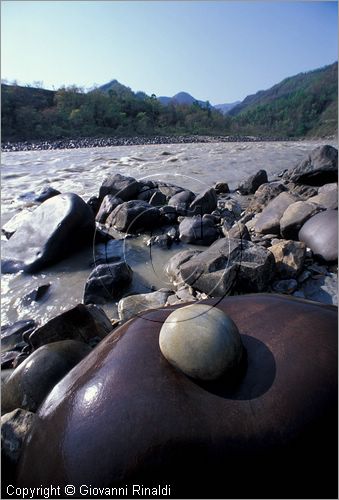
[1,140,336,326]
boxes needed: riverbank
[1,134,297,152]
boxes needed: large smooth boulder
[268,240,306,278]
[179,216,220,245]
[179,238,275,296]
[189,187,217,215]
[95,195,123,224]
[28,304,113,349]
[1,193,95,273]
[118,289,173,321]
[254,192,298,234]
[280,201,320,240]
[1,340,92,414]
[16,295,337,499]
[106,200,161,233]
[285,145,338,185]
[238,169,268,195]
[298,210,338,262]
[84,262,133,305]
[99,173,141,201]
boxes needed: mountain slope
[214,101,240,114]
[228,62,337,137]
[158,91,208,107]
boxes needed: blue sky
[1,1,337,104]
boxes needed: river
[1,139,336,326]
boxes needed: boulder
[254,192,298,235]
[99,173,141,201]
[157,182,184,198]
[285,145,338,186]
[1,340,92,414]
[137,187,159,202]
[189,188,217,215]
[268,240,306,278]
[95,195,123,224]
[159,304,243,380]
[149,191,167,206]
[280,201,320,240]
[214,182,230,194]
[1,351,21,370]
[307,189,338,210]
[298,210,338,262]
[285,183,318,200]
[1,193,95,274]
[179,216,220,245]
[165,249,203,287]
[224,222,251,241]
[168,190,195,213]
[28,304,113,349]
[1,209,33,239]
[21,284,51,306]
[179,238,275,296]
[34,186,60,203]
[91,239,124,267]
[84,262,133,305]
[238,169,268,195]
[246,182,287,213]
[118,289,173,321]
[87,196,101,215]
[16,295,337,499]
[106,200,161,233]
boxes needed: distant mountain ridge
[214,101,241,114]
[158,91,208,107]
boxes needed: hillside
[228,62,338,137]
[214,101,240,114]
[158,91,208,107]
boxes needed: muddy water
[1,140,335,326]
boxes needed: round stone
[159,303,243,380]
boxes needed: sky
[1,1,338,104]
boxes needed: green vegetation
[1,62,337,142]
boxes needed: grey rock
[300,274,338,306]
[165,249,203,287]
[1,340,91,414]
[224,222,251,241]
[106,200,161,233]
[285,183,318,200]
[1,408,36,464]
[307,189,338,210]
[99,173,141,201]
[34,186,60,203]
[318,183,337,194]
[2,209,34,239]
[21,284,51,306]
[28,304,113,349]
[246,182,287,213]
[272,279,298,294]
[87,196,101,215]
[157,182,184,198]
[137,187,159,202]
[285,145,338,185]
[255,192,298,235]
[280,201,320,240]
[268,240,306,278]
[238,169,268,195]
[1,351,21,370]
[214,182,230,194]
[179,215,220,245]
[149,191,167,206]
[2,193,95,274]
[95,195,123,224]
[189,188,217,215]
[118,289,173,321]
[168,190,195,213]
[84,262,133,305]
[299,210,338,262]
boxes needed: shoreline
[1,134,300,153]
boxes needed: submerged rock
[1,320,36,352]
[34,186,60,203]
[159,303,243,380]
[2,193,95,273]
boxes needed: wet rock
[95,195,123,224]
[224,222,251,241]
[1,351,20,370]
[300,274,337,306]
[28,304,113,349]
[1,320,36,352]
[268,240,306,278]
[2,193,95,274]
[179,215,220,245]
[149,191,167,206]
[168,190,195,213]
[157,182,184,198]
[179,238,275,296]
[137,187,159,202]
[165,249,203,287]
[1,340,92,414]
[106,200,161,233]
[299,210,338,262]
[1,209,33,239]
[238,169,268,195]
[1,408,36,465]
[255,192,298,235]
[159,303,243,381]
[272,279,298,294]
[159,205,178,224]
[91,239,124,267]
[21,284,51,306]
[285,145,338,186]
[34,186,60,203]
[118,289,174,321]
[146,234,172,249]
[87,196,101,215]
[99,173,141,201]
[214,182,230,194]
[189,187,217,215]
[307,189,338,210]
[246,182,287,213]
[84,262,133,305]
[280,201,320,240]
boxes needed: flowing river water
[1,139,336,326]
